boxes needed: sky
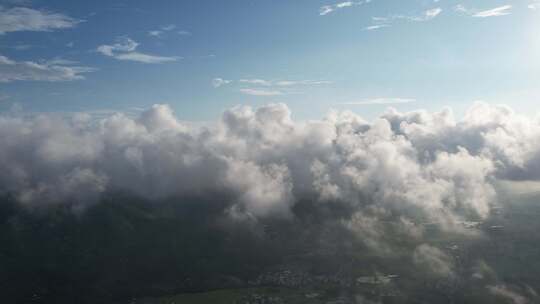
[0,0,539,120]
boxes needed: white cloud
[161,24,176,31]
[0,6,80,34]
[148,30,163,37]
[367,7,442,29]
[319,0,372,16]
[319,5,334,16]
[473,5,512,18]
[6,101,540,247]
[239,88,283,96]
[113,52,178,64]
[404,8,443,22]
[97,37,179,64]
[147,24,186,38]
[364,24,389,31]
[336,1,353,9]
[454,4,468,14]
[214,78,331,95]
[97,37,138,56]
[212,78,231,88]
[274,80,332,86]
[424,7,442,20]
[239,78,273,86]
[239,78,331,87]
[455,4,512,18]
[0,54,94,82]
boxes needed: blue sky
[0,0,539,120]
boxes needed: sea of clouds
[0,102,538,232]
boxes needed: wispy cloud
[112,52,179,63]
[455,4,512,18]
[275,80,332,86]
[147,24,189,38]
[473,5,512,17]
[214,77,331,96]
[340,97,416,105]
[148,30,163,37]
[364,24,389,31]
[212,78,231,88]
[319,0,372,16]
[239,79,332,87]
[97,37,179,64]
[0,6,80,34]
[366,8,442,30]
[0,54,94,82]
[239,78,272,86]
[161,24,176,31]
[239,88,283,96]
[423,7,443,20]
[529,1,540,10]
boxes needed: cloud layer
[1,102,539,227]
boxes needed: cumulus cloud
[97,37,179,64]
[2,101,540,229]
[0,54,94,82]
[0,6,80,34]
